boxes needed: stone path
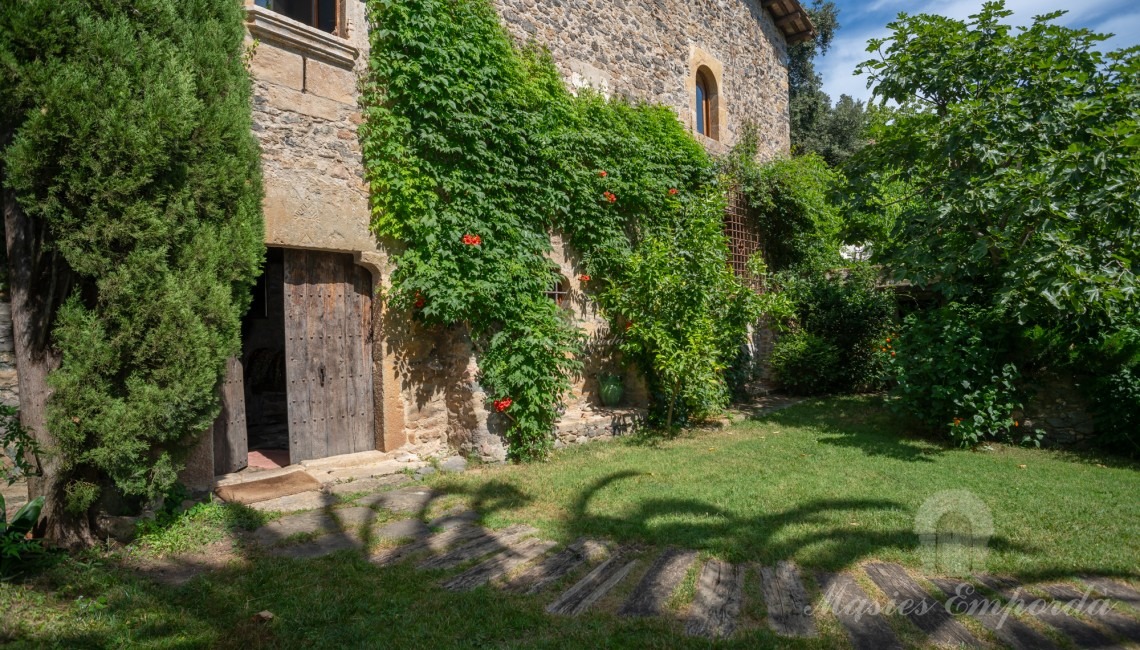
[241,484,1140,648]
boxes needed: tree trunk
[3,188,94,548]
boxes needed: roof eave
[760,0,816,46]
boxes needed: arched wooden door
[283,249,375,462]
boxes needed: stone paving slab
[619,547,697,618]
[685,559,744,639]
[418,524,536,571]
[975,575,1121,649]
[547,552,639,617]
[1081,576,1140,612]
[1042,583,1140,644]
[251,506,378,546]
[930,577,1058,650]
[370,524,485,567]
[374,519,431,541]
[864,562,982,648]
[310,460,410,485]
[325,475,408,497]
[270,533,362,560]
[759,561,817,638]
[249,490,337,513]
[442,537,557,592]
[358,486,439,514]
[505,538,609,595]
[818,572,903,650]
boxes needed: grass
[1,395,1137,648]
[432,395,1140,579]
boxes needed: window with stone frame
[695,66,719,140]
[256,0,340,35]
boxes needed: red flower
[669,188,678,195]
[599,170,608,178]
[579,274,591,282]
[493,397,513,413]
[414,292,426,309]
[462,233,482,246]
[625,321,633,331]
[603,191,617,203]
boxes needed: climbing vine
[361,0,770,457]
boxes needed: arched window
[695,66,719,140]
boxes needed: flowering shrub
[360,0,761,455]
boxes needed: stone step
[547,551,639,616]
[618,547,697,618]
[864,562,982,648]
[929,577,1058,650]
[975,575,1121,649]
[418,524,537,571]
[370,524,485,567]
[249,489,337,513]
[818,572,903,650]
[684,559,744,639]
[441,537,558,592]
[1041,583,1140,645]
[759,560,817,638]
[300,450,393,471]
[504,538,610,595]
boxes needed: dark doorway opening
[241,247,290,469]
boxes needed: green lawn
[1,395,1137,648]
[434,395,1140,579]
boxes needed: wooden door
[283,249,375,462]
[213,356,249,474]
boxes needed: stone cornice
[244,5,358,69]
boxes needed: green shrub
[1080,326,1140,455]
[778,265,895,393]
[0,0,264,509]
[769,331,842,395]
[889,304,1033,446]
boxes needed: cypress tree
[0,0,263,545]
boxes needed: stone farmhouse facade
[163,0,813,486]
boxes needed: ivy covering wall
[0,0,264,515]
[361,0,778,458]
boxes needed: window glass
[696,79,707,136]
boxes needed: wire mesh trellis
[723,188,765,291]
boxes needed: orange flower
[462,233,482,246]
[579,274,591,282]
[599,170,607,178]
[891,351,896,357]
[1014,420,1019,427]
[669,188,678,195]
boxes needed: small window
[695,67,719,140]
[545,276,570,306]
[257,0,340,35]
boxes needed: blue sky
[818,0,1140,103]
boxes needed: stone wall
[491,0,791,156]
[245,0,375,253]
[1018,376,1097,448]
[241,0,791,466]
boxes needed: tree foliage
[0,0,264,511]
[852,1,1140,446]
[788,0,869,164]
[361,0,771,454]
[853,2,1139,330]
